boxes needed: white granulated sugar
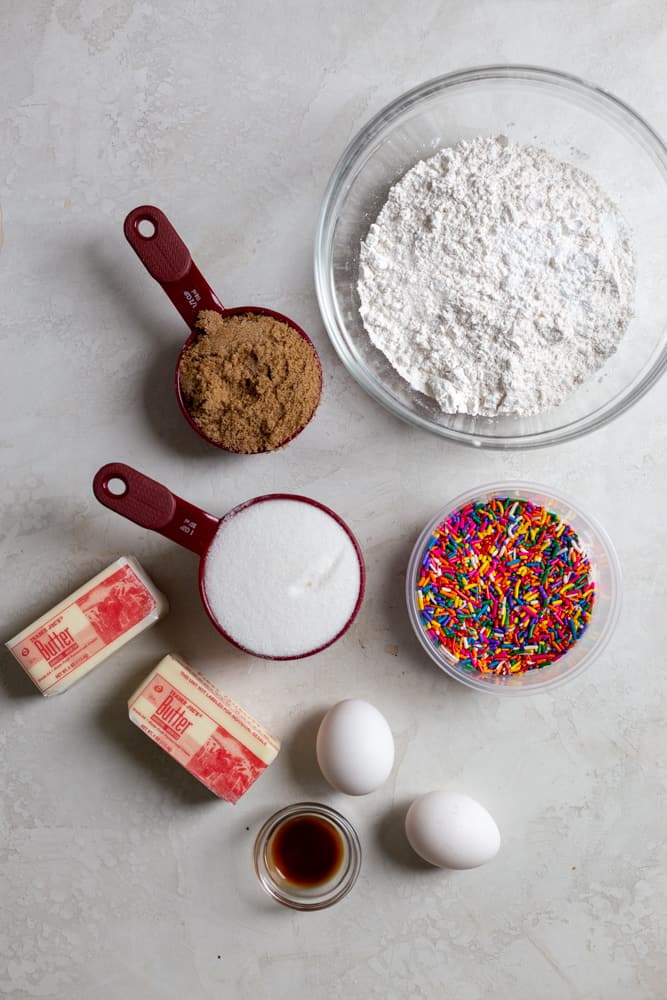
[203,499,361,658]
[358,136,636,416]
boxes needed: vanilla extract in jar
[254,803,361,910]
[269,813,344,888]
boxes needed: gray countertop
[1,2,665,998]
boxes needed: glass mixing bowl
[315,65,667,449]
[405,482,622,694]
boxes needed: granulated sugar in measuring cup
[124,206,322,454]
[93,463,364,660]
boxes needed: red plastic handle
[123,206,225,326]
[92,462,220,556]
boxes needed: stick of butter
[128,654,280,803]
[6,556,168,696]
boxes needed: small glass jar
[254,802,361,910]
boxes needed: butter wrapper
[6,556,168,696]
[128,654,280,803]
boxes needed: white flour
[358,136,636,416]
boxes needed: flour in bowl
[358,136,636,417]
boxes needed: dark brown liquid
[269,815,344,888]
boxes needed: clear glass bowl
[315,65,667,449]
[253,802,361,910]
[405,482,622,693]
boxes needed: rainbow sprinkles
[415,497,595,676]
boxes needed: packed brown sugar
[178,310,321,453]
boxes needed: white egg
[316,699,394,795]
[405,791,500,869]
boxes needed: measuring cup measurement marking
[93,462,365,660]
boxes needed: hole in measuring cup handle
[106,476,128,497]
[104,476,127,497]
[136,217,156,238]
[96,469,130,498]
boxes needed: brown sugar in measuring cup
[178,310,321,453]
[123,206,322,454]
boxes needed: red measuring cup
[92,462,365,660]
[123,205,322,453]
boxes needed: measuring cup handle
[93,463,219,556]
[123,206,225,326]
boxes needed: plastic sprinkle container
[406,483,621,694]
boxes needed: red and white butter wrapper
[128,654,280,803]
[6,556,168,697]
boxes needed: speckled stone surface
[1,3,666,998]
